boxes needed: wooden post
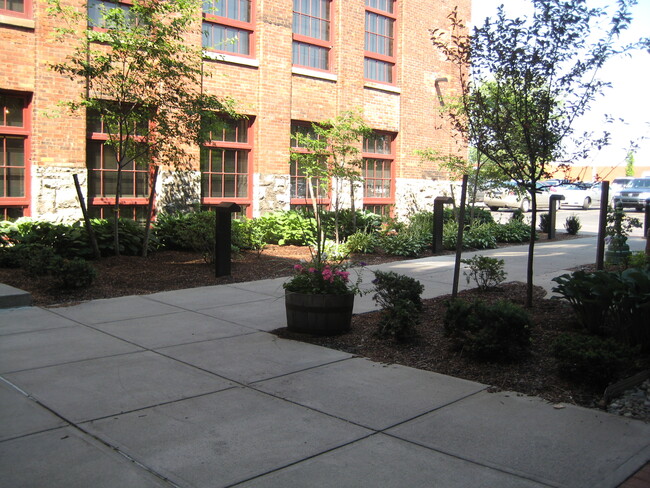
[452,175,468,298]
[596,181,609,270]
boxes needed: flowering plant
[283,258,363,295]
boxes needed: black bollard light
[432,196,454,253]
[548,194,565,239]
[214,202,241,277]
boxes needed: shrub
[444,299,532,361]
[490,220,531,243]
[56,258,97,289]
[345,230,379,254]
[407,211,434,241]
[0,245,24,268]
[91,218,149,256]
[232,218,266,252]
[442,221,498,250]
[552,333,634,387]
[21,245,64,277]
[320,209,382,240]
[443,206,494,226]
[256,211,316,246]
[538,213,551,233]
[372,271,424,340]
[379,231,428,257]
[552,268,650,349]
[461,255,507,291]
[628,251,650,269]
[510,209,525,222]
[564,214,581,235]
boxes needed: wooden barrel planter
[285,291,354,336]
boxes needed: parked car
[557,183,601,209]
[484,181,563,212]
[610,177,634,205]
[614,178,650,211]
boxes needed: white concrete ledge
[203,51,260,68]
[0,14,34,29]
[291,67,338,82]
[364,82,401,94]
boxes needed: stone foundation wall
[157,170,201,215]
[393,178,460,220]
[254,173,291,216]
[33,166,86,223]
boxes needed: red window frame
[202,0,255,58]
[86,109,151,214]
[292,0,333,72]
[290,121,330,209]
[362,131,395,215]
[0,0,31,19]
[201,117,253,217]
[364,0,397,84]
[0,91,31,219]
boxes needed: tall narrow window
[86,109,150,220]
[88,0,133,29]
[364,0,396,83]
[1,0,31,18]
[203,0,254,57]
[290,121,329,210]
[362,131,394,216]
[201,117,253,216]
[292,0,332,71]
[0,92,30,220]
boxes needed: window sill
[0,14,34,29]
[292,67,337,82]
[203,51,259,68]
[364,82,401,94]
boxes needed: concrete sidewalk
[1,236,649,487]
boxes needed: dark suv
[614,178,650,211]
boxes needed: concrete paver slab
[255,358,485,430]
[146,285,272,310]
[0,427,170,488]
[160,332,352,384]
[200,297,286,331]
[83,387,371,488]
[0,380,67,441]
[6,351,235,423]
[0,307,78,335]
[0,326,142,374]
[387,390,650,488]
[226,278,287,299]
[239,433,549,488]
[0,283,31,309]
[91,311,253,349]
[53,295,181,325]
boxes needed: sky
[470,0,650,175]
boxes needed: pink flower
[308,267,316,273]
[293,264,303,272]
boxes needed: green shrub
[91,218,149,256]
[442,221,498,250]
[345,230,379,254]
[510,209,525,222]
[564,214,581,235]
[0,245,24,268]
[379,231,428,257]
[256,211,316,246]
[490,220,532,243]
[443,206,494,226]
[552,333,634,387]
[232,218,266,252]
[444,299,532,361]
[372,271,425,340]
[628,251,650,269]
[320,209,382,240]
[461,255,507,291]
[407,211,434,240]
[552,268,650,349]
[56,258,97,289]
[538,213,551,233]
[21,245,64,277]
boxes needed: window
[292,0,332,71]
[86,109,150,219]
[201,117,253,215]
[362,131,394,216]
[0,92,30,220]
[203,0,254,57]
[290,122,329,209]
[1,0,31,18]
[364,0,396,83]
[88,0,134,29]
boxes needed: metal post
[645,198,650,238]
[548,194,565,239]
[596,181,609,270]
[215,202,241,277]
[432,196,454,253]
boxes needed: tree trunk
[141,165,159,257]
[526,189,537,308]
[113,164,123,256]
[72,174,101,260]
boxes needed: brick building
[0,0,471,222]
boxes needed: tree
[290,111,372,246]
[48,0,237,255]
[625,149,635,176]
[431,0,639,306]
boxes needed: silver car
[484,181,563,212]
[614,178,650,211]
